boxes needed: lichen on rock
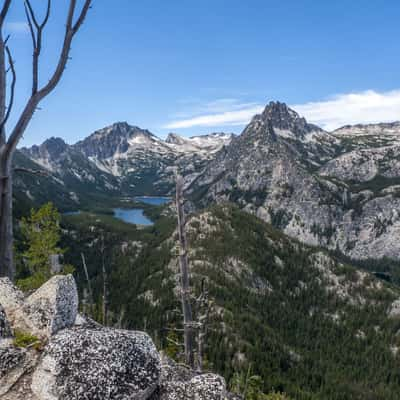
[32,327,161,400]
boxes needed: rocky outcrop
[0,346,38,398]
[32,327,161,400]
[0,275,78,340]
[23,275,78,338]
[0,276,229,400]
[153,354,227,400]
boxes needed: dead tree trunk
[0,0,92,280]
[101,235,108,326]
[175,174,195,368]
[196,279,210,373]
[0,161,13,280]
[81,252,94,315]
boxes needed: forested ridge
[47,203,400,400]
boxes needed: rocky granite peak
[74,122,157,160]
[253,101,323,139]
[22,137,69,162]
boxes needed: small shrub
[13,330,41,350]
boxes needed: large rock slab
[156,355,227,400]
[23,275,78,338]
[0,345,38,397]
[0,278,24,310]
[0,278,26,331]
[159,373,226,400]
[0,275,78,340]
[31,327,161,400]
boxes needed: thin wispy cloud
[293,90,400,131]
[170,98,261,120]
[165,99,264,129]
[164,90,400,131]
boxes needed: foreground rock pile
[0,275,228,399]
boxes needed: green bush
[13,330,41,350]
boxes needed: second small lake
[134,196,171,206]
[113,208,153,226]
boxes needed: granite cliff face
[186,102,400,260]
[0,275,228,400]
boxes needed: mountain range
[14,101,400,261]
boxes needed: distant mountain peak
[165,133,185,145]
[263,101,321,136]
[42,136,68,147]
[23,136,68,159]
[243,101,323,141]
[261,101,298,120]
[74,123,158,159]
[94,122,154,139]
[334,121,400,136]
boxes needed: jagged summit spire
[245,100,323,140]
[261,101,300,122]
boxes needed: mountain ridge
[14,101,400,260]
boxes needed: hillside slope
[63,204,400,400]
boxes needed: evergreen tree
[18,202,70,290]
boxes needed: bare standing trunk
[0,160,13,280]
[0,0,92,279]
[101,235,108,326]
[176,174,195,368]
[81,252,94,315]
[196,279,210,373]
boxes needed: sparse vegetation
[13,329,41,350]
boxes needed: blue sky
[4,0,400,146]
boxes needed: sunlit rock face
[32,328,161,400]
[187,102,400,260]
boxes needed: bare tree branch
[0,45,15,131]
[0,0,12,28]
[72,1,92,34]
[0,0,12,145]
[24,0,52,95]
[166,337,184,347]
[24,0,39,29]
[5,0,92,159]
[24,2,37,54]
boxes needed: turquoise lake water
[64,197,170,225]
[113,208,153,226]
[134,196,171,205]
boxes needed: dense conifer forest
[21,202,398,400]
